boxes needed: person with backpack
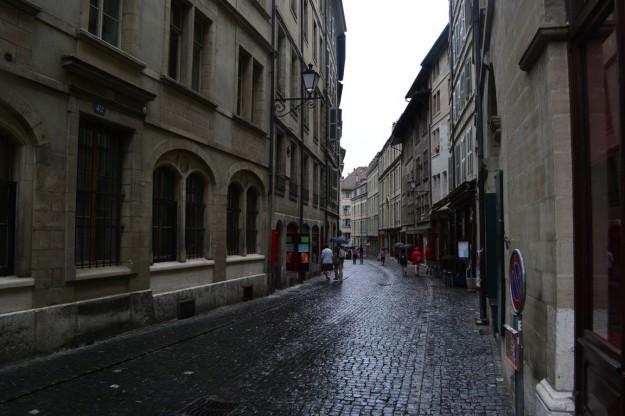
[321,245,334,281]
[334,245,346,280]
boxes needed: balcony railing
[302,187,310,205]
[289,180,298,201]
[275,175,286,196]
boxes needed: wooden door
[570,1,625,414]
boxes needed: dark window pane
[583,14,622,349]
[153,167,177,262]
[185,174,205,259]
[246,189,258,253]
[227,184,241,255]
[0,181,16,276]
[168,32,180,79]
[191,20,204,91]
[88,0,99,36]
[102,15,120,46]
[168,1,184,80]
[103,0,120,16]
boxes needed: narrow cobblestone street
[0,261,512,416]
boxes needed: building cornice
[519,25,569,72]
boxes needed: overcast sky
[340,1,449,176]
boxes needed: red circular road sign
[509,249,526,315]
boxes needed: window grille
[0,181,15,276]
[246,189,258,254]
[227,185,241,255]
[75,121,122,268]
[153,167,177,262]
[185,174,205,259]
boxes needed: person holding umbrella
[411,246,422,276]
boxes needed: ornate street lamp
[275,64,323,117]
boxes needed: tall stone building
[339,166,366,241]
[268,0,346,288]
[392,70,430,250]
[378,138,402,254]
[0,0,345,363]
[365,154,380,256]
[448,0,478,279]
[350,177,366,248]
[478,0,624,414]
[425,26,452,260]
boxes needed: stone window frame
[80,0,143,56]
[165,0,215,95]
[236,46,265,126]
[226,172,266,257]
[151,152,214,264]
[88,0,123,47]
[0,121,33,279]
[75,119,124,268]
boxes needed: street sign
[509,249,526,315]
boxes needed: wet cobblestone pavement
[0,261,512,415]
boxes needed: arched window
[227,184,241,255]
[0,136,16,276]
[185,173,205,259]
[246,188,258,254]
[153,167,177,262]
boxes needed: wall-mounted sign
[299,233,310,272]
[94,102,106,115]
[458,241,469,258]
[503,324,521,371]
[509,249,526,315]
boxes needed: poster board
[458,241,469,258]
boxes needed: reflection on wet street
[0,261,511,415]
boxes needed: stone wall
[484,0,574,414]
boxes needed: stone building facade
[339,166,366,241]
[0,0,345,363]
[268,0,346,289]
[365,155,379,256]
[350,178,366,248]
[378,139,401,254]
[478,0,624,414]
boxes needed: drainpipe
[473,0,488,324]
[298,0,305,282]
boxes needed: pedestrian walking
[321,245,334,281]
[352,248,358,264]
[359,246,364,264]
[335,245,346,280]
[399,250,408,277]
[411,246,422,276]
[379,248,386,266]
[424,243,435,275]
